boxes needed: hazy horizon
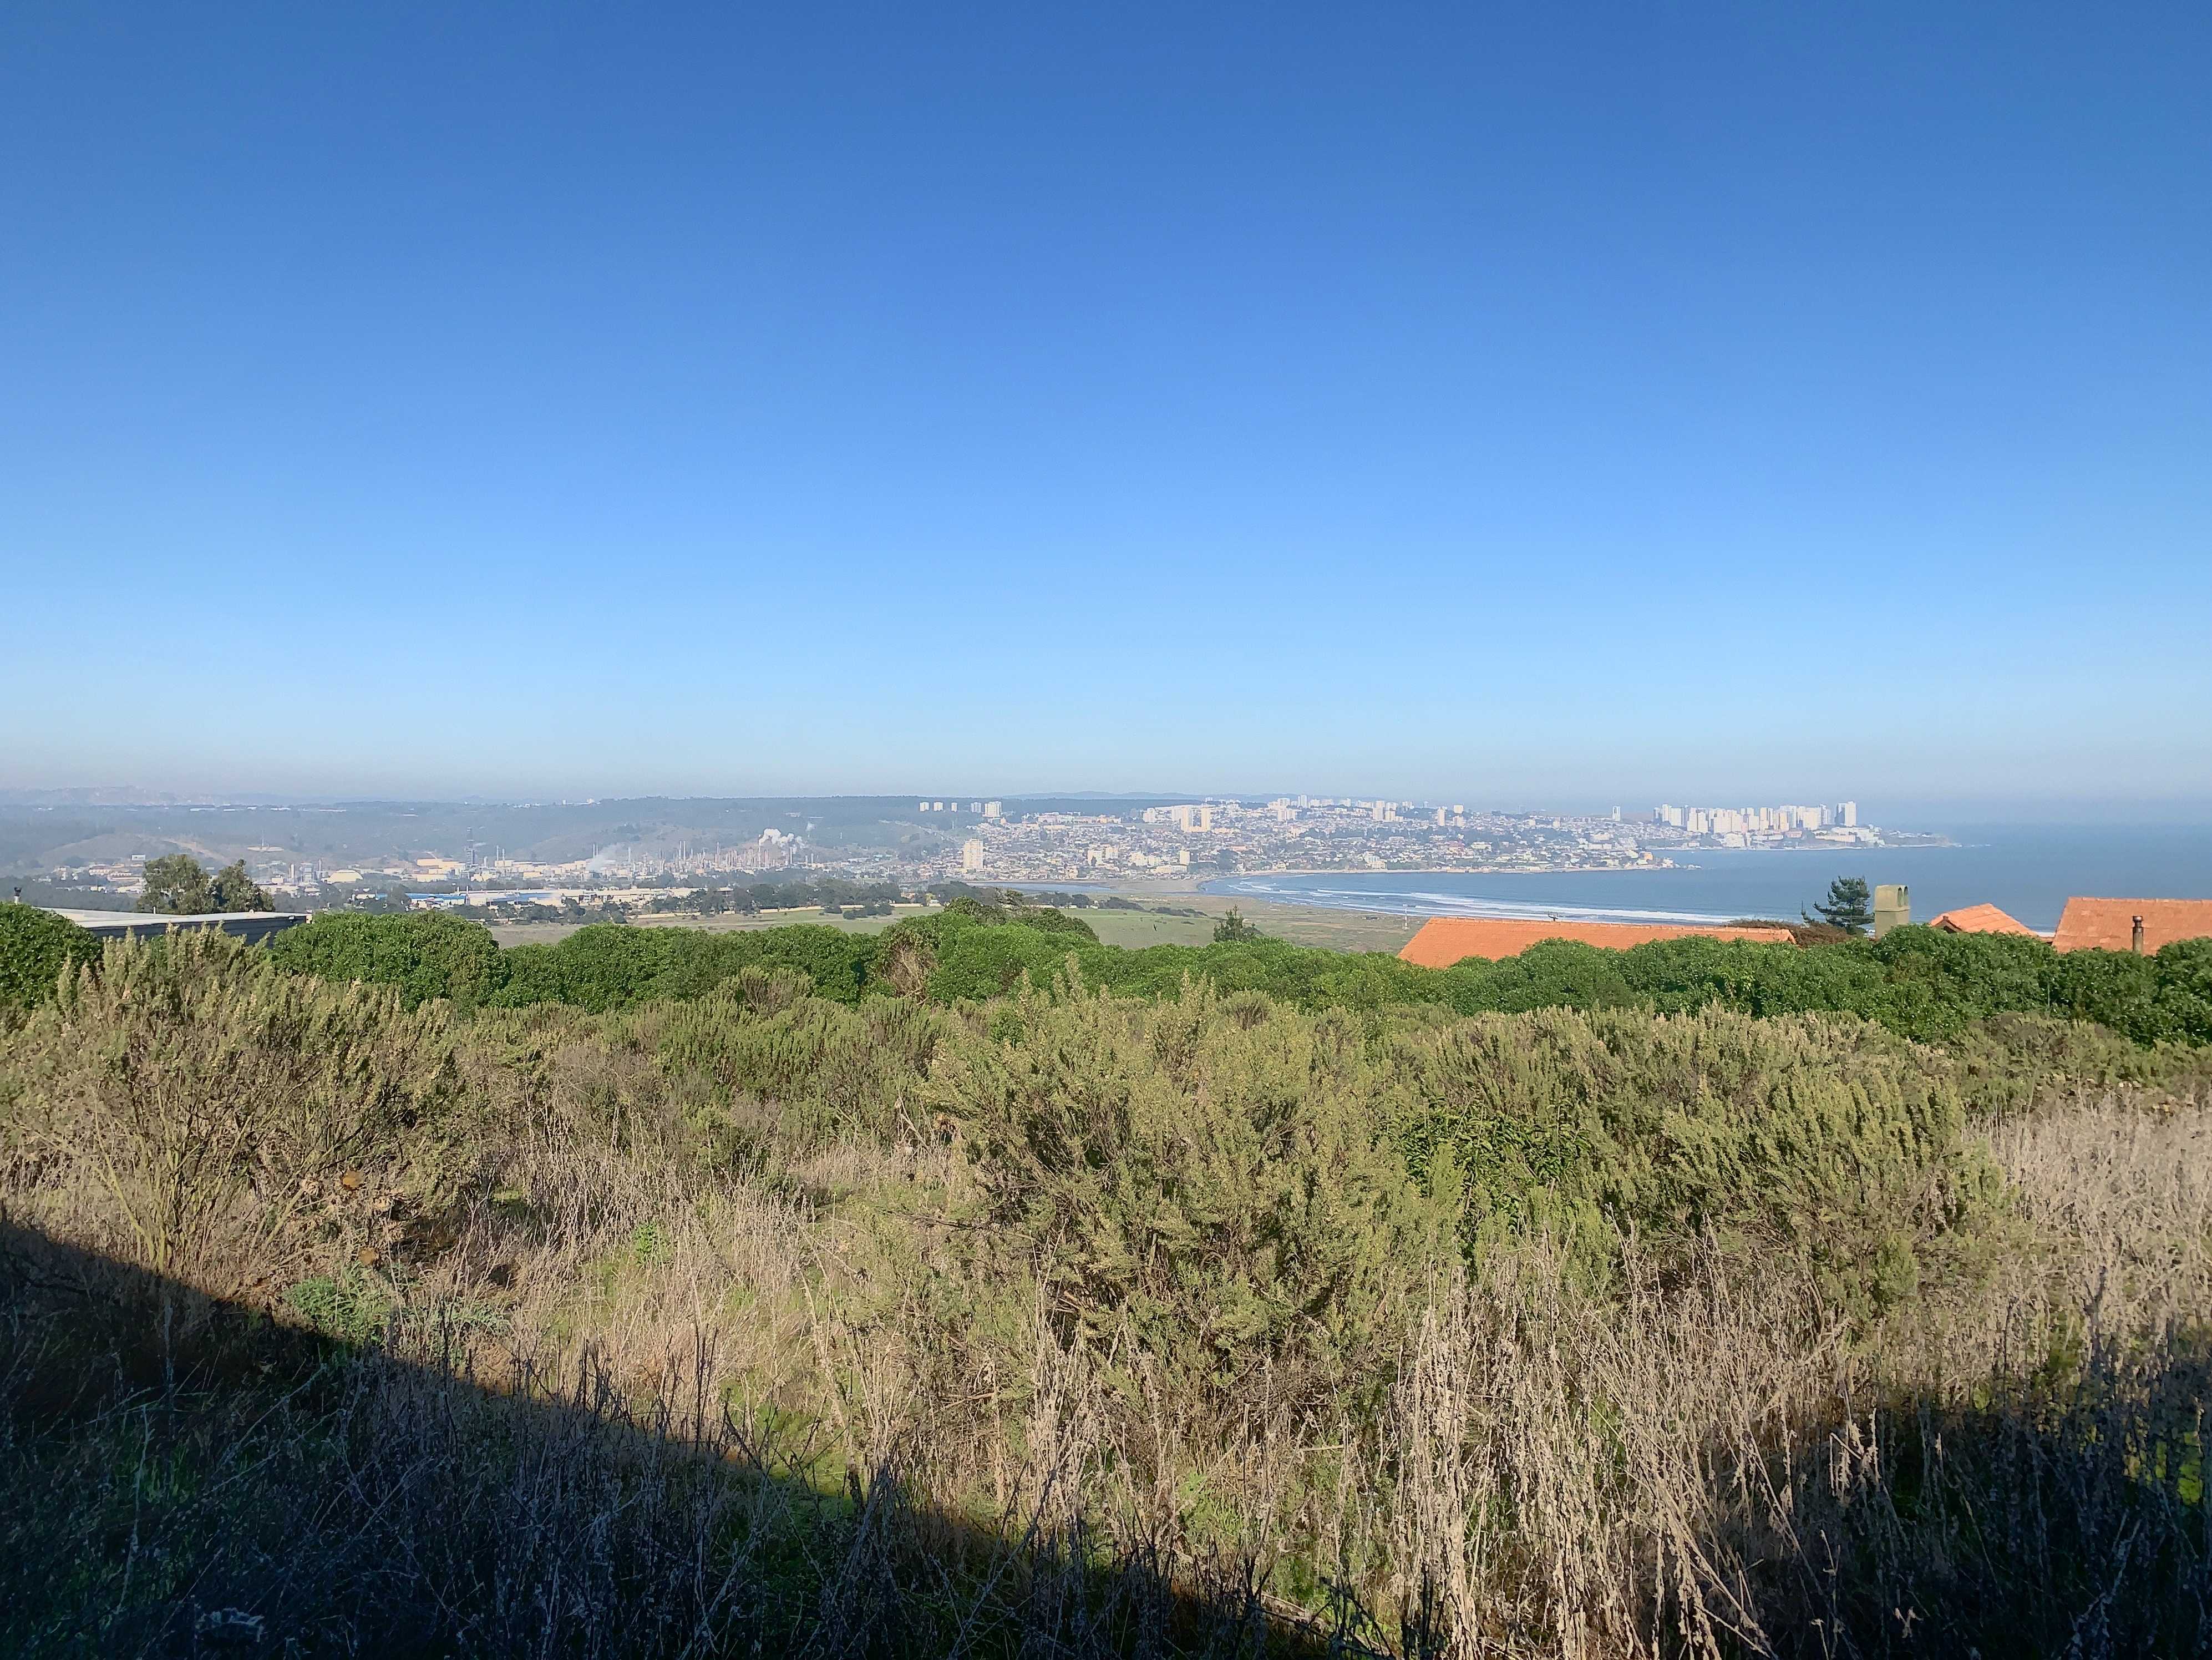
[4,782,2209,830]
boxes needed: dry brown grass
[1345,1095,2212,1658]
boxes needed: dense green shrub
[263,908,2212,1049]
[1385,1005,1987,1310]
[0,905,100,1011]
[493,923,879,1011]
[1942,1011,2212,1118]
[915,923,2212,1050]
[271,914,882,1013]
[902,913,1079,1002]
[493,924,716,1010]
[937,893,1099,940]
[1433,928,2212,1046]
[270,910,508,1009]
[2152,938,2212,1042]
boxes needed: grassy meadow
[489,902,936,948]
[485,892,1419,954]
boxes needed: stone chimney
[1873,884,1910,939]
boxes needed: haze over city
[4,3,2208,814]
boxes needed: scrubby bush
[1387,1005,1988,1313]
[652,984,946,1148]
[932,978,1452,1406]
[1942,1010,2212,1117]
[2,930,461,1278]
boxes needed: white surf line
[1220,880,1750,928]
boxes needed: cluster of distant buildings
[1654,801,1860,839]
[955,798,1651,884]
[920,800,1002,818]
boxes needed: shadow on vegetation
[0,1222,1373,1659]
[15,1214,2209,1660]
[1722,1347,2212,1657]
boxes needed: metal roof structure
[37,907,312,945]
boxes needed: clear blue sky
[4,3,2206,816]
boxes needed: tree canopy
[136,854,214,915]
[211,861,272,913]
[1212,906,1263,943]
[135,856,272,915]
[1810,875,1873,935]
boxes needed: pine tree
[1809,875,1874,935]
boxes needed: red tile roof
[2052,898,2212,954]
[1397,917,1794,968]
[1927,903,2040,937]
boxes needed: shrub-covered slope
[5,928,2210,1654]
[262,905,2212,1046]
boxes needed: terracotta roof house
[2052,898,2212,954]
[1398,917,1794,968]
[1927,903,2040,938]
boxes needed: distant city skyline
[3,781,2207,829]
[3,5,2206,811]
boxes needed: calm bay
[1205,824,2212,935]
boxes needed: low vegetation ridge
[2,903,2210,1654]
[258,898,2212,1044]
[18,896,2206,1048]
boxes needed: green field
[1083,893,1420,953]
[484,892,1420,955]
[486,904,928,948]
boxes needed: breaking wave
[1212,878,1751,928]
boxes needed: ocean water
[1206,824,2212,935]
